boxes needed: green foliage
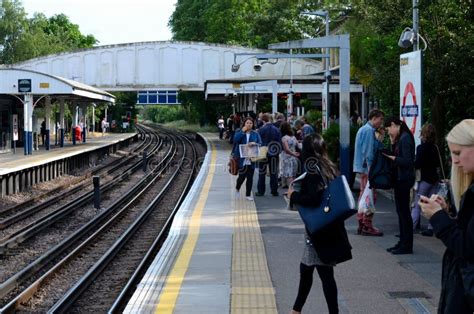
[143,105,187,124]
[322,123,359,164]
[169,0,338,48]
[0,0,97,64]
[162,120,218,133]
[305,109,322,133]
[346,0,474,139]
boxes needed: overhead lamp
[398,27,415,48]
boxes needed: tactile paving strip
[231,180,277,314]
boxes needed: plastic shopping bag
[358,182,376,214]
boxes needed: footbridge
[11,41,322,91]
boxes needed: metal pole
[288,49,293,118]
[413,0,419,51]
[93,176,101,209]
[325,12,331,128]
[339,37,351,179]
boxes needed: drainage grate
[386,291,431,299]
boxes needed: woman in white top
[280,122,300,189]
[217,115,225,139]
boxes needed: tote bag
[296,172,356,233]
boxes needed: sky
[21,0,177,46]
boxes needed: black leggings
[293,263,338,313]
[236,165,255,196]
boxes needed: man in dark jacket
[256,113,281,196]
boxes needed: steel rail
[0,131,146,223]
[0,128,172,304]
[108,133,198,313]
[49,132,189,313]
[0,131,162,252]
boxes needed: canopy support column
[59,99,65,147]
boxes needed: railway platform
[126,133,445,314]
[0,132,137,197]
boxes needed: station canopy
[0,67,115,104]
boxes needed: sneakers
[246,196,254,201]
[255,192,264,196]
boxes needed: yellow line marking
[154,141,217,313]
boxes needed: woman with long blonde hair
[420,119,474,313]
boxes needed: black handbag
[461,262,474,309]
[369,148,393,190]
[296,169,357,233]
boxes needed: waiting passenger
[288,133,352,314]
[420,119,474,313]
[233,117,262,201]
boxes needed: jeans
[236,165,255,196]
[257,155,279,195]
[412,181,439,230]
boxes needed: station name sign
[18,79,32,93]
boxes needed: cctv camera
[253,63,262,72]
[324,70,332,80]
[231,64,240,72]
[232,92,238,97]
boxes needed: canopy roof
[0,67,115,103]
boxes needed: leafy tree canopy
[170,0,473,138]
[0,0,97,64]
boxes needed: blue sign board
[137,90,180,105]
[401,105,418,117]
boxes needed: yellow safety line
[154,141,216,313]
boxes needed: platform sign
[400,50,422,147]
[12,114,18,141]
[18,79,32,93]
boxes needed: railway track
[0,125,204,313]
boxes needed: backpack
[369,148,393,190]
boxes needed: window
[136,90,180,105]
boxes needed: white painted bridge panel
[12,41,322,91]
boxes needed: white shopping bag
[358,182,376,214]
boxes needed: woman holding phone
[419,119,474,313]
[383,117,416,254]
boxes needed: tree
[0,0,97,64]
[346,0,474,140]
[0,0,28,64]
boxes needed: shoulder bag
[296,167,357,233]
[369,148,393,190]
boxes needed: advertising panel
[400,50,422,146]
